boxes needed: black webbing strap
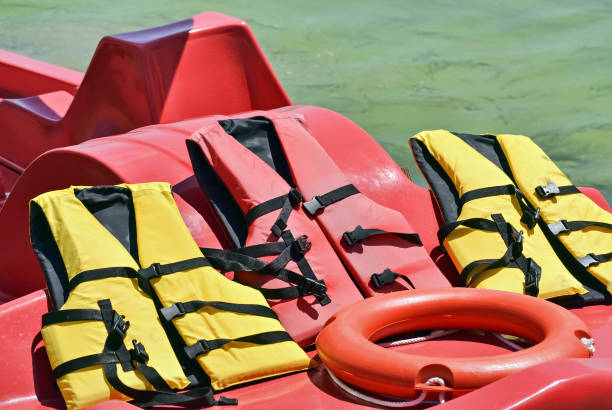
[548,219,612,236]
[462,214,541,296]
[302,184,359,216]
[459,184,540,230]
[244,188,303,237]
[42,308,103,327]
[184,331,294,360]
[535,182,580,199]
[342,225,422,247]
[370,268,415,289]
[67,258,211,295]
[68,266,136,294]
[577,252,612,268]
[201,238,306,277]
[201,235,329,303]
[160,300,279,322]
[438,217,500,240]
[138,258,211,281]
[255,285,307,300]
[460,184,517,204]
[280,230,330,305]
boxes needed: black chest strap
[184,331,294,360]
[342,225,422,247]
[459,184,540,229]
[201,231,330,305]
[535,182,580,199]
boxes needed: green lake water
[2,0,611,201]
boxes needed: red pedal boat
[1,12,611,409]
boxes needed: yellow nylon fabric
[130,183,310,390]
[34,185,189,409]
[498,134,612,293]
[412,130,585,298]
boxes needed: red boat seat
[0,91,72,122]
[0,12,290,192]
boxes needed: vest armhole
[409,138,461,223]
[186,139,246,249]
[29,201,69,309]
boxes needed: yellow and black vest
[410,130,612,304]
[30,182,310,409]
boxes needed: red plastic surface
[0,49,82,98]
[0,12,290,193]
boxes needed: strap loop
[547,219,612,236]
[535,183,580,199]
[302,184,360,216]
[184,331,294,360]
[371,268,415,289]
[577,252,612,268]
[342,225,422,247]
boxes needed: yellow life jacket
[497,134,612,294]
[30,182,310,409]
[410,130,612,302]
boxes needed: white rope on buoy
[581,337,595,356]
[377,329,459,348]
[326,367,446,408]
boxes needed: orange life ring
[316,288,592,398]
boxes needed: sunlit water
[2,0,610,200]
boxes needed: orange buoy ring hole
[316,288,592,399]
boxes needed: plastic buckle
[160,302,186,322]
[185,339,213,360]
[151,263,162,276]
[536,183,560,198]
[110,313,130,341]
[302,197,323,216]
[371,268,397,289]
[130,339,149,363]
[139,262,163,282]
[197,339,212,355]
[291,235,312,256]
[342,225,365,246]
[548,220,570,235]
[288,188,303,206]
[300,277,327,297]
[577,253,599,268]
